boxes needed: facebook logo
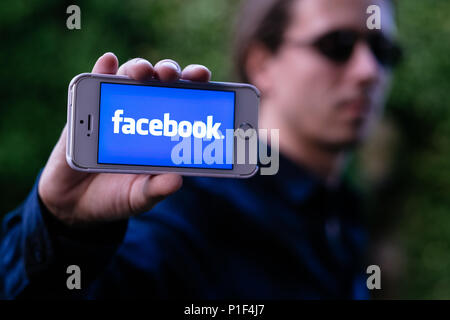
[111,110,224,139]
[98,83,235,169]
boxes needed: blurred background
[0,0,449,299]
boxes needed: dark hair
[233,0,295,83]
[233,0,396,83]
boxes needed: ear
[245,43,274,95]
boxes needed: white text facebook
[111,109,223,139]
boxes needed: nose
[346,42,382,88]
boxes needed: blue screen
[98,83,235,169]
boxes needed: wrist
[37,192,129,245]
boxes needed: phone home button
[238,122,255,139]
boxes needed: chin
[340,137,364,150]
[322,130,366,152]
[324,139,360,152]
[341,120,373,146]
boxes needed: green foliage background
[0,0,449,299]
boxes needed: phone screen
[97,82,235,169]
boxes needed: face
[255,0,395,149]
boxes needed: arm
[0,53,211,299]
[0,172,128,299]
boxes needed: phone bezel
[67,73,259,178]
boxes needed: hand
[38,53,211,226]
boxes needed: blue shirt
[0,154,369,299]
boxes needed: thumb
[128,173,183,214]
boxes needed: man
[0,0,398,299]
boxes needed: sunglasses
[285,29,402,68]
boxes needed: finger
[129,173,183,213]
[117,58,155,81]
[181,64,211,82]
[154,59,181,82]
[92,52,119,74]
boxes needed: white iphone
[66,73,259,178]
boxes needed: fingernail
[135,59,153,68]
[160,61,180,73]
[184,64,198,71]
[184,64,210,74]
